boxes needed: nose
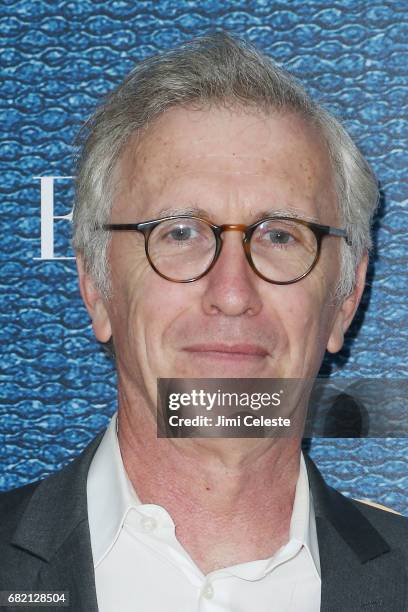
[201,231,263,317]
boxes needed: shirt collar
[87,412,139,566]
[87,411,320,576]
[291,452,321,577]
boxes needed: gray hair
[73,32,379,299]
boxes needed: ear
[326,253,368,354]
[76,255,112,343]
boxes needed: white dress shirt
[87,412,321,611]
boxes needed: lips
[183,343,269,357]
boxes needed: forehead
[113,105,337,223]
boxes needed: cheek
[107,237,152,353]
[134,276,193,355]
[277,279,334,354]
[109,235,195,358]
[286,295,317,340]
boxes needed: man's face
[80,106,365,404]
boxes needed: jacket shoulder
[350,496,408,547]
[0,432,104,592]
[0,431,104,544]
[0,480,41,537]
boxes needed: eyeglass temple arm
[101,224,142,230]
[325,226,351,246]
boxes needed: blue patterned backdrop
[1,1,407,513]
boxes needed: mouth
[183,343,269,362]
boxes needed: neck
[116,382,302,573]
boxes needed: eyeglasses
[101,215,349,284]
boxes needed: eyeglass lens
[250,219,317,282]
[147,217,318,282]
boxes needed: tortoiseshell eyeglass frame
[99,214,350,284]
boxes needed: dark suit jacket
[0,431,407,611]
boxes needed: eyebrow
[155,205,320,224]
[252,208,320,223]
[156,206,209,218]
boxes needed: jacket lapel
[11,432,105,612]
[305,456,406,611]
[34,522,98,612]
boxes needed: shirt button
[140,516,157,532]
[202,582,214,600]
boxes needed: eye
[255,222,301,248]
[157,221,201,243]
[266,229,294,245]
[152,219,214,250]
[167,225,197,241]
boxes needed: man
[1,33,407,611]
